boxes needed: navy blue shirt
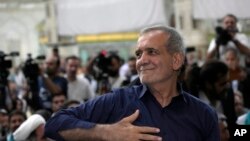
[38,76,68,110]
[45,84,219,141]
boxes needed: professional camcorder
[21,54,45,110]
[92,50,120,80]
[0,51,19,86]
[92,50,121,94]
[22,54,45,84]
[215,26,238,45]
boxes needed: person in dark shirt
[45,25,220,141]
[38,55,68,111]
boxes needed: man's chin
[140,78,153,85]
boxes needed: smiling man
[45,25,219,141]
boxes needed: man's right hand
[101,110,162,141]
[59,110,162,141]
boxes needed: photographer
[207,14,250,66]
[87,51,126,95]
[37,55,68,111]
[0,51,19,110]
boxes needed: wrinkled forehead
[137,30,169,47]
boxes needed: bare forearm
[42,75,62,94]
[234,39,250,56]
[206,45,219,60]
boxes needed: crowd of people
[0,14,250,141]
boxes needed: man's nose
[138,53,149,64]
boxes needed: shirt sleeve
[45,92,116,141]
[236,33,250,47]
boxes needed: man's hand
[59,110,162,141]
[103,110,162,141]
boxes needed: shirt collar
[139,83,187,104]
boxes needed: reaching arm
[206,39,220,60]
[45,90,162,141]
[45,95,111,141]
[41,74,62,95]
[46,107,161,141]
[206,44,220,60]
[59,110,161,141]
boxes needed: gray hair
[140,25,185,55]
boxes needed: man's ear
[172,53,184,71]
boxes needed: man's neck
[148,81,179,107]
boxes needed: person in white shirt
[207,14,250,66]
[65,56,95,102]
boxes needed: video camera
[92,50,122,94]
[93,50,110,80]
[215,26,238,45]
[0,51,19,86]
[22,54,45,85]
[92,50,120,80]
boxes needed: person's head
[200,60,230,99]
[222,14,238,31]
[185,46,196,65]
[135,25,185,86]
[108,54,122,77]
[51,94,66,113]
[44,55,60,76]
[9,110,26,132]
[223,48,240,70]
[52,47,59,57]
[0,109,9,129]
[218,114,230,141]
[13,114,47,141]
[65,55,80,80]
[15,98,25,112]
[128,56,137,75]
[234,92,245,116]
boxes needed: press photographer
[207,14,250,66]
[215,26,236,46]
[22,54,67,111]
[22,54,45,88]
[88,50,125,94]
[36,55,67,111]
[22,54,45,110]
[0,51,19,109]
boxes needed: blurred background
[1,1,250,140]
[0,0,249,65]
